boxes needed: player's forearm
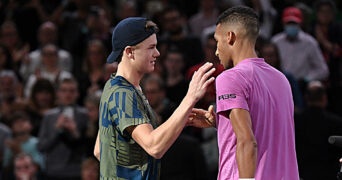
[236,140,257,178]
[147,95,197,158]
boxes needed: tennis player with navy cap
[94,17,216,179]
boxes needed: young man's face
[214,24,232,69]
[132,34,160,74]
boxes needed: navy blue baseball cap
[107,17,158,63]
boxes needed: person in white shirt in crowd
[271,6,329,90]
[20,21,72,82]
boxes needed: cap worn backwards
[107,17,157,63]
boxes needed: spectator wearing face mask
[271,6,329,93]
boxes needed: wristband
[239,178,255,180]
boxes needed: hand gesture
[187,105,216,128]
[186,62,216,102]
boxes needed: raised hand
[186,62,216,102]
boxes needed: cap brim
[106,50,120,63]
[283,17,301,24]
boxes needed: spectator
[85,6,112,52]
[24,43,73,98]
[83,94,100,157]
[2,112,44,178]
[188,0,219,38]
[58,0,90,79]
[295,81,342,180]
[162,47,188,105]
[81,157,99,180]
[158,6,204,70]
[10,0,47,50]
[13,153,41,180]
[20,21,73,81]
[38,78,88,180]
[0,21,30,74]
[0,70,23,104]
[26,78,56,137]
[271,7,329,92]
[78,39,107,103]
[310,0,342,116]
[141,74,177,123]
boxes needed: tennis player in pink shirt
[188,6,299,180]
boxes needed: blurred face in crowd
[316,4,334,25]
[260,44,279,68]
[57,80,79,106]
[0,71,17,99]
[81,159,99,180]
[85,100,99,123]
[12,118,32,138]
[38,22,58,46]
[14,155,37,180]
[87,40,106,69]
[34,90,54,109]
[41,44,59,69]
[143,80,164,108]
[164,51,184,75]
[0,21,19,49]
[162,9,183,35]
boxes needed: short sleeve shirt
[216,58,299,180]
[99,75,160,180]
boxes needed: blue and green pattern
[99,75,160,180]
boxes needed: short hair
[9,111,30,127]
[314,0,337,14]
[57,77,78,90]
[216,6,259,41]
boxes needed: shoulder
[298,31,319,46]
[271,32,286,43]
[75,106,88,114]
[44,107,60,116]
[0,123,10,134]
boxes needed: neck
[116,62,143,88]
[232,40,258,66]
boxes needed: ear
[124,46,134,59]
[226,31,236,46]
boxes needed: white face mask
[284,24,300,38]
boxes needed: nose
[215,50,219,57]
[154,48,160,58]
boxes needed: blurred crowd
[0,0,341,179]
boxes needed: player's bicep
[228,108,254,141]
[130,123,154,151]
